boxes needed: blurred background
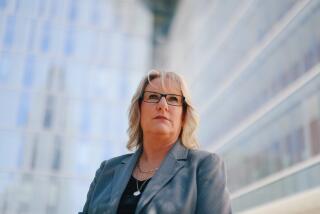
[0,0,319,213]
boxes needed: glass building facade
[166,0,320,213]
[0,0,152,213]
[1,0,320,213]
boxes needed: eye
[147,93,160,100]
[167,95,179,103]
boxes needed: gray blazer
[79,142,232,214]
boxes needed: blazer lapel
[135,142,188,213]
[109,148,142,213]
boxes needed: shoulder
[188,149,222,164]
[106,153,133,166]
[187,149,225,175]
[96,153,134,172]
[186,149,227,184]
[104,153,133,167]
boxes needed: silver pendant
[133,190,141,196]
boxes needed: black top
[117,176,151,214]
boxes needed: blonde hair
[127,69,199,151]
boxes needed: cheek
[140,104,152,123]
[172,110,184,126]
[140,110,146,123]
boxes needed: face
[140,77,184,140]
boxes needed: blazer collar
[135,140,188,213]
[109,147,141,213]
[108,140,189,214]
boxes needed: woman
[79,70,232,214]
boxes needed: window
[16,92,30,127]
[3,15,15,49]
[22,55,35,87]
[41,21,51,52]
[43,95,55,129]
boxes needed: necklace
[133,178,149,196]
[138,161,159,174]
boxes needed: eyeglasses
[141,91,185,106]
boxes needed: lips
[154,115,169,121]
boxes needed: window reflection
[222,78,320,193]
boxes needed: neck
[140,134,178,165]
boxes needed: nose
[156,96,169,111]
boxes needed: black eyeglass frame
[140,90,186,107]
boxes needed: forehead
[145,77,182,94]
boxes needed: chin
[150,127,171,135]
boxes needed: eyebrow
[144,90,183,96]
